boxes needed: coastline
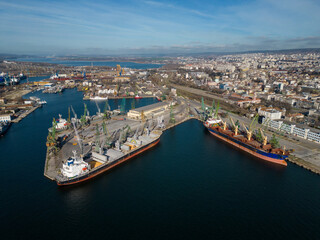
[288,155,320,175]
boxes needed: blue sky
[0,0,319,55]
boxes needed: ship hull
[56,138,160,186]
[206,126,287,166]
[0,123,11,136]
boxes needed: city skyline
[0,0,320,55]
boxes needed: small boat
[134,95,142,99]
[90,96,109,101]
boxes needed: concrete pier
[12,105,40,123]
[44,98,194,181]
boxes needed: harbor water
[1,89,320,239]
[10,58,163,69]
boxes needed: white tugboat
[60,151,90,178]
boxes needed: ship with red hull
[134,95,143,99]
[55,130,162,186]
[204,118,289,166]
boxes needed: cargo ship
[204,117,289,166]
[0,122,11,136]
[55,129,162,186]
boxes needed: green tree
[255,130,263,143]
[270,134,280,148]
[235,120,240,128]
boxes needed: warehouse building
[127,102,170,120]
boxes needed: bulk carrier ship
[204,117,289,166]
[55,128,162,186]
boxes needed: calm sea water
[11,58,163,69]
[1,89,320,240]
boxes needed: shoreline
[288,155,320,175]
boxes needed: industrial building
[0,114,12,122]
[258,106,282,120]
[127,102,170,120]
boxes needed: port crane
[201,97,206,111]
[157,115,165,129]
[80,103,89,125]
[95,101,101,116]
[95,124,100,152]
[229,117,238,135]
[259,128,268,146]
[209,100,215,117]
[213,101,219,118]
[99,137,107,154]
[72,119,83,155]
[70,105,77,121]
[115,130,123,150]
[218,116,227,130]
[133,125,140,140]
[46,119,57,147]
[242,114,259,141]
[141,110,146,122]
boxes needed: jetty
[11,105,41,123]
[44,98,195,181]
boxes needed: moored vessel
[55,128,162,186]
[0,122,11,136]
[204,116,289,166]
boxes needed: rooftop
[130,101,169,113]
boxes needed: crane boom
[72,120,82,154]
[229,117,238,135]
[95,101,101,114]
[218,115,227,130]
[249,113,259,131]
[70,105,77,120]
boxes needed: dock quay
[83,95,157,100]
[44,96,320,183]
[11,105,40,123]
[44,98,197,181]
[171,86,320,176]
